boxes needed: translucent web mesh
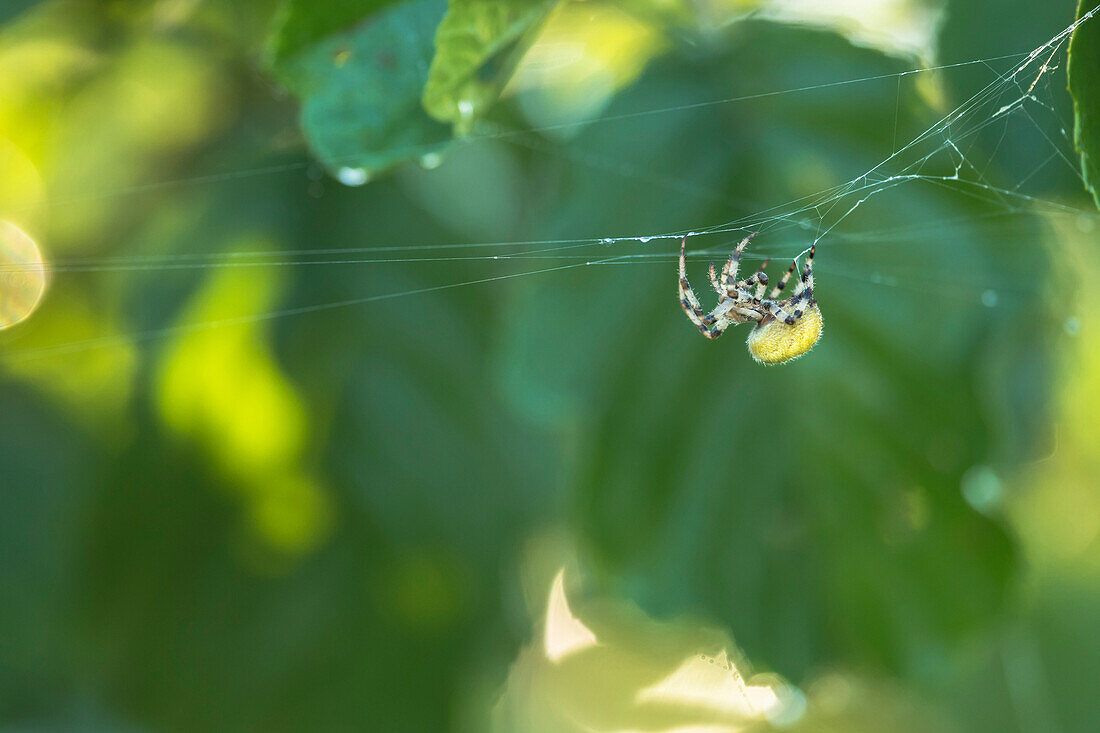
[1,6,1097,361]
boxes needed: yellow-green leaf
[423,0,558,134]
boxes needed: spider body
[678,233,822,364]
[745,304,823,364]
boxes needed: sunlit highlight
[0,220,47,330]
[636,651,781,718]
[496,566,799,732]
[544,569,599,662]
[758,0,943,63]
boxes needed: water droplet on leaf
[961,465,1002,514]
[337,167,370,186]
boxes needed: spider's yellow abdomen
[746,304,823,365]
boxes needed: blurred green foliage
[1,1,1100,732]
[265,0,399,64]
[1070,1,1100,209]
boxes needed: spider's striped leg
[724,302,765,322]
[718,257,734,296]
[768,259,798,299]
[679,236,726,339]
[721,233,757,298]
[791,244,816,297]
[708,263,724,296]
[756,259,774,299]
[787,245,817,319]
[754,273,770,300]
[762,299,797,325]
[738,258,770,300]
[732,271,768,303]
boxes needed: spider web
[1,6,1097,362]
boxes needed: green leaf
[1069,1,1100,210]
[265,0,398,67]
[423,0,559,134]
[268,0,450,179]
[493,22,1043,679]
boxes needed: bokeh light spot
[337,166,370,186]
[545,569,598,663]
[0,220,47,330]
[961,465,1003,514]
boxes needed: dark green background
[1,1,1099,731]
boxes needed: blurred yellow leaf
[756,0,943,64]
[46,37,233,246]
[0,282,136,425]
[1009,215,1100,576]
[510,3,668,134]
[157,249,331,557]
[495,567,791,733]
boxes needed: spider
[678,233,822,364]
